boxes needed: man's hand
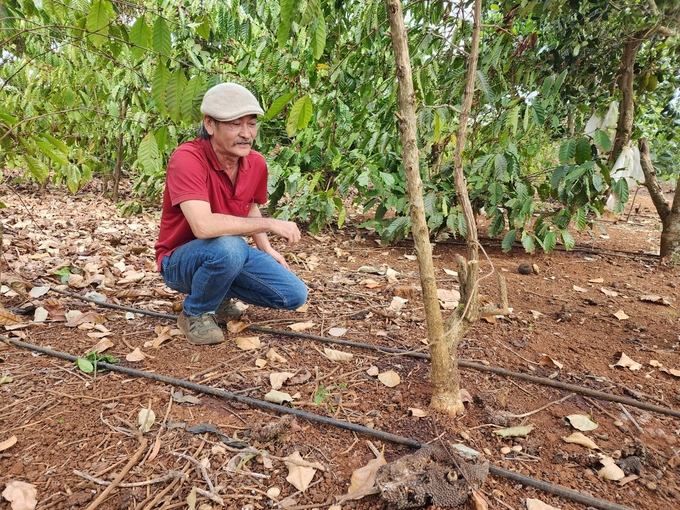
[264,247,290,269]
[268,219,301,245]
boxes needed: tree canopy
[1,0,678,252]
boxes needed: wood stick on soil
[504,393,575,419]
[84,436,148,510]
[619,403,644,434]
[74,470,187,487]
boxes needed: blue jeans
[161,236,307,316]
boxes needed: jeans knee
[208,236,248,268]
[286,281,308,310]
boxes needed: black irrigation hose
[46,286,680,420]
[3,337,636,510]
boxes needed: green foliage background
[1,0,678,251]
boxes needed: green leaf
[264,92,297,120]
[76,357,94,373]
[86,0,114,47]
[501,229,517,252]
[592,129,612,152]
[152,17,172,57]
[181,75,206,121]
[129,16,150,60]
[286,96,313,136]
[531,102,545,126]
[560,229,575,250]
[521,230,535,253]
[488,210,505,237]
[506,105,519,136]
[138,132,160,173]
[166,68,188,123]
[543,231,557,253]
[575,137,591,164]
[476,69,495,103]
[494,153,507,179]
[196,14,211,40]
[23,154,49,183]
[559,139,575,164]
[575,207,587,230]
[152,59,170,116]
[612,177,629,203]
[278,0,295,48]
[36,137,69,166]
[310,18,327,60]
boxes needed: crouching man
[154,82,308,345]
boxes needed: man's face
[205,115,258,161]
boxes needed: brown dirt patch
[1,183,679,509]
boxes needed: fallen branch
[74,470,186,487]
[84,436,148,510]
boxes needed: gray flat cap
[200,83,264,122]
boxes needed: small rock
[518,263,533,275]
[532,263,540,275]
[668,455,680,469]
[646,481,658,491]
[483,448,493,456]
[460,431,470,440]
[511,445,523,452]
[500,446,512,455]
[612,450,622,459]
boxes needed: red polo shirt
[154,137,268,269]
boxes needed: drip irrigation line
[3,336,636,510]
[42,286,680,419]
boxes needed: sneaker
[215,298,243,320]
[177,311,225,345]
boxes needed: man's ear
[204,116,216,136]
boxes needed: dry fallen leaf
[324,347,353,362]
[493,424,534,438]
[347,448,386,495]
[264,390,293,404]
[565,414,598,431]
[539,355,564,370]
[126,348,146,362]
[289,321,315,332]
[0,435,17,452]
[366,366,379,377]
[526,498,561,510]
[598,456,625,481]
[613,309,629,320]
[600,287,618,297]
[255,358,267,368]
[328,327,348,337]
[377,370,400,388]
[270,372,295,390]
[267,348,288,363]
[408,408,428,418]
[138,408,156,433]
[639,294,671,306]
[87,338,114,354]
[472,490,489,510]
[235,336,261,350]
[660,367,680,378]
[649,360,663,368]
[572,285,589,293]
[562,432,599,450]
[2,480,37,510]
[227,320,250,333]
[588,277,604,284]
[389,296,408,312]
[610,352,642,371]
[284,451,323,492]
[145,325,175,348]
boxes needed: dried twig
[169,451,224,505]
[74,470,186,487]
[619,403,644,434]
[84,436,148,510]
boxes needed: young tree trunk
[384,0,459,413]
[385,0,503,415]
[611,35,644,163]
[638,138,680,261]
